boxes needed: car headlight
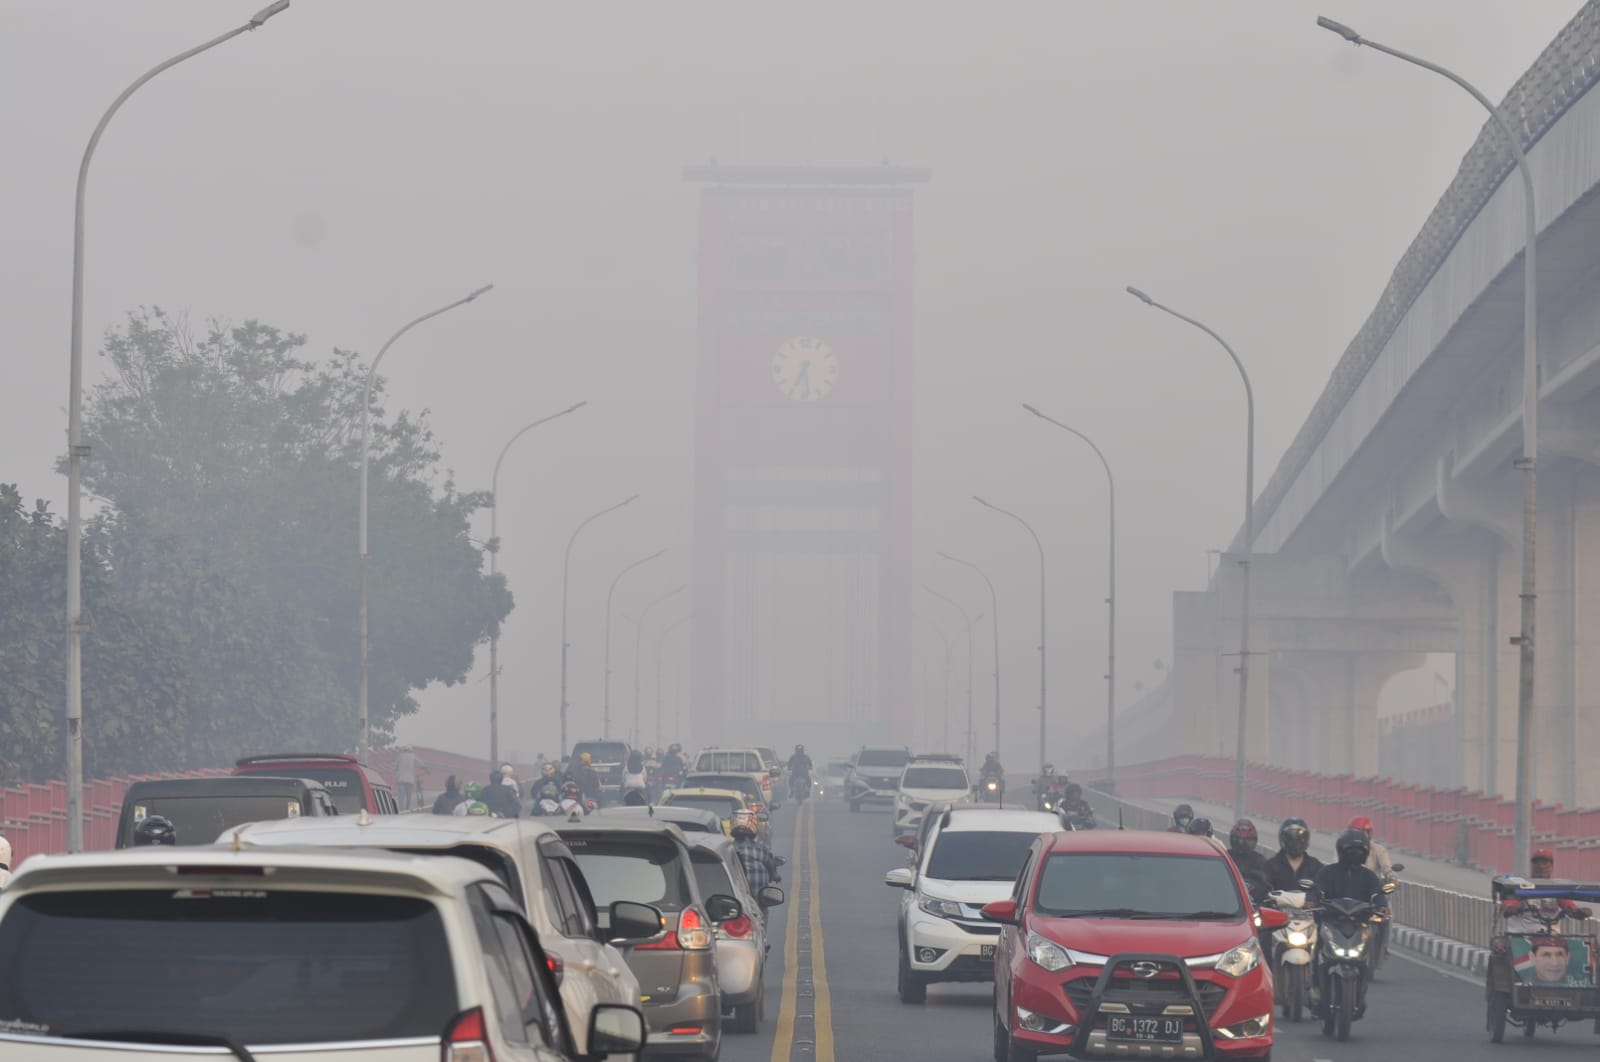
[1215,937,1261,978]
[1285,930,1309,948]
[1026,931,1073,972]
[918,895,964,919]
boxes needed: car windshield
[902,766,968,789]
[239,765,366,813]
[926,830,1038,882]
[565,835,688,915]
[690,850,737,903]
[121,796,304,847]
[858,749,909,768]
[574,742,628,764]
[0,889,455,1044]
[695,751,763,772]
[667,794,742,817]
[1034,853,1245,920]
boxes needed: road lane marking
[769,803,805,1062]
[806,801,835,1062]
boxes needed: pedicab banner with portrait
[1511,935,1595,987]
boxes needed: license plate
[980,944,996,959]
[1530,992,1577,1010]
[1106,1016,1184,1043]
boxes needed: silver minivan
[687,834,786,1034]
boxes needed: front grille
[1065,976,1227,1019]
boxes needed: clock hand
[793,360,812,400]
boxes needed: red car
[233,753,399,815]
[984,829,1285,1061]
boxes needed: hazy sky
[1,1,1576,766]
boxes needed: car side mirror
[759,885,785,909]
[1257,907,1289,930]
[607,900,663,943]
[981,899,1018,925]
[586,1003,647,1058]
[757,811,770,823]
[705,892,743,924]
[1391,863,1406,874]
[894,834,917,850]
[884,867,914,890]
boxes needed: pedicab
[1486,875,1600,1042]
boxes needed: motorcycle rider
[622,750,649,794]
[660,743,687,779]
[533,783,563,817]
[432,775,467,816]
[1308,829,1388,1013]
[1264,817,1325,893]
[1226,819,1270,902]
[576,752,602,804]
[1347,816,1394,880]
[1169,803,1196,833]
[558,780,588,818]
[1186,817,1214,838]
[482,772,521,818]
[731,810,782,899]
[787,744,814,794]
[132,815,177,846]
[1061,783,1096,829]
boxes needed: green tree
[70,308,510,765]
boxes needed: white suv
[892,754,973,837]
[883,806,1063,1003]
[0,844,649,1060]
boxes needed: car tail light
[719,914,755,940]
[677,906,712,950]
[545,953,563,985]
[669,1025,702,1036]
[442,1007,493,1062]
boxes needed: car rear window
[694,751,762,773]
[926,830,1038,882]
[238,764,367,813]
[684,775,761,801]
[0,889,456,1044]
[121,796,304,847]
[666,794,741,817]
[573,742,628,764]
[1034,853,1245,920]
[902,767,968,790]
[690,850,737,902]
[858,748,909,768]
[564,835,688,915]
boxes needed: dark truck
[571,739,630,804]
[233,752,399,814]
[115,775,337,848]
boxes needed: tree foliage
[6,308,513,777]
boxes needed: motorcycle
[1266,890,1317,1022]
[978,774,1005,804]
[1312,890,1391,1041]
[790,771,812,804]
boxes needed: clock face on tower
[771,335,838,402]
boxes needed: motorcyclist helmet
[1278,817,1311,857]
[1186,817,1213,838]
[1173,803,1195,830]
[1347,815,1374,840]
[464,781,482,800]
[669,743,682,755]
[133,815,177,847]
[730,810,757,837]
[794,744,805,754]
[540,783,559,800]
[1228,819,1259,855]
[1064,783,1083,803]
[580,752,593,765]
[1335,828,1371,867]
[1531,848,1556,879]
[561,780,581,797]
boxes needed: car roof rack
[236,752,358,766]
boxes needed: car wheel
[1487,991,1508,1042]
[898,942,927,1004]
[993,1011,1035,1062]
[1284,964,1304,1023]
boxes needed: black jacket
[1310,862,1387,910]
[1263,850,1324,893]
[1229,848,1271,901]
[432,790,466,816]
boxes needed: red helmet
[1533,848,1555,861]
[1347,816,1374,834]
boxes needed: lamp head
[1125,285,1155,306]
[1316,16,1362,44]
[249,0,290,27]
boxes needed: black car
[116,775,337,848]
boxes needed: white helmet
[0,833,12,870]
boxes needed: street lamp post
[634,585,686,747]
[360,284,493,764]
[486,401,586,768]
[918,613,954,752]
[559,495,639,757]
[1127,285,1253,821]
[925,585,980,767]
[938,552,1002,762]
[606,549,667,739]
[1317,7,1542,913]
[974,497,1048,773]
[655,613,693,748]
[1024,403,1118,793]
[62,0,293,854]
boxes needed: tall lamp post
[918,613,955,752]
[1316,7,1542,911]
[655,612,693,748]
[938,551,1002,761]
[974,496,1048,773]
[1024,403,1118,793]
[1127,285,1253,820]
[63,0,293,854]
[925,585,981,766]
[359,284,493,764]
[486,401,586,768]
[560,495,639,756]
[634,585,686,747]
[606,549,667,739]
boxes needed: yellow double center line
[769,800,834,1062]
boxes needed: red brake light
[545,954,563,983]
[677,906,712,950]
[720,914,755,940]
[442,1007,493,1062]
